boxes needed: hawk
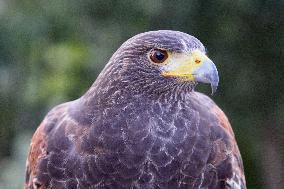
[25,30,246,189]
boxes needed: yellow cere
[161,50,209,81]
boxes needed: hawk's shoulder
[189,92,246,188]
[25,102,71,189]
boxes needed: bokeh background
[0,0,283,188]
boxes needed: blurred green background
[0,0,283,188]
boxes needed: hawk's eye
[150,49,168,63]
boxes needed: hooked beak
[161,50,219,95]
[192,59,219,95]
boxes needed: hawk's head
[100,30,219,96]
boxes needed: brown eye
[150,49,168,63]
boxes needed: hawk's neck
[69,78,197,126]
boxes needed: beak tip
[211,84,218,96]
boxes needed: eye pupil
[155,51,165,60]
[150,49,168,63]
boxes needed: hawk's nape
[25,30,246,189]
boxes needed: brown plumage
[25,30,246,189]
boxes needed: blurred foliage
[0,0,283,188]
